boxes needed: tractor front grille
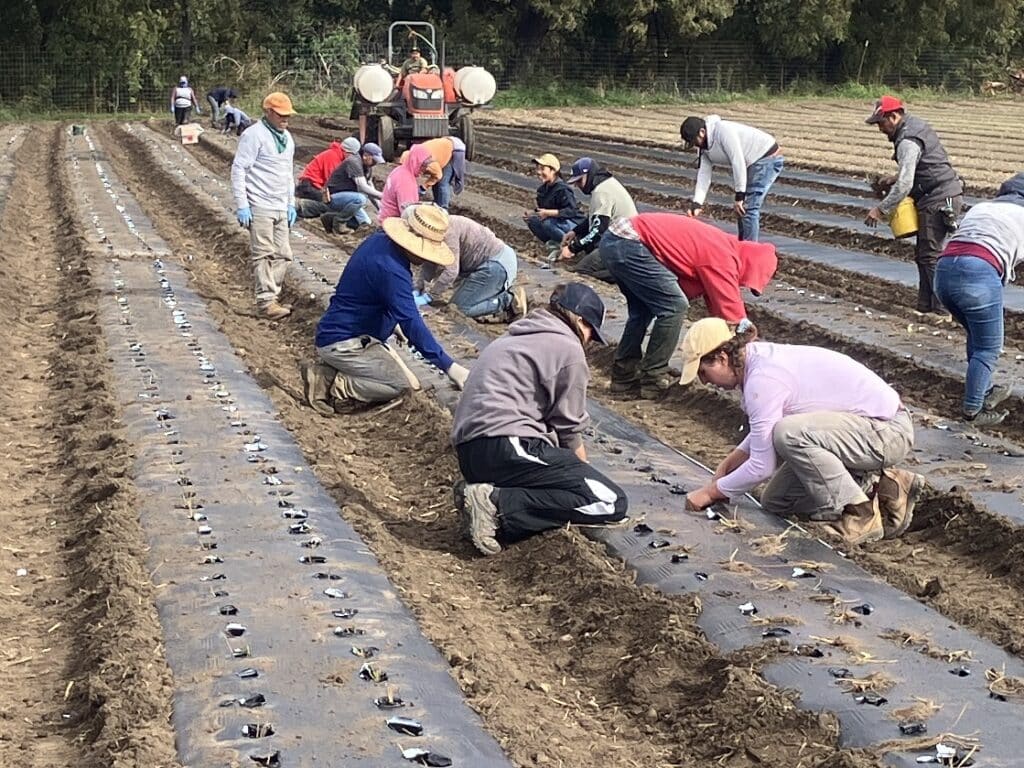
[412,116,449,138]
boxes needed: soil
[0,124,178,768]
[103,120,883,768]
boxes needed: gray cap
[341,136,361,154]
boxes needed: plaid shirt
[608,216,640,240]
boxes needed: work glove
[414,291,432,307]
[287,205,297,227]
[447,362,470,390]
[236,207,252,228]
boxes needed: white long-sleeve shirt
[231,119,295,211]
[693,115,777,205]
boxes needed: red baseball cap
[865,95,905,124]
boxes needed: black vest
[891,114,962,202]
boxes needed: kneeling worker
[451,283,628,556]
[302,205,469,413]
[415,213,527,322]
[680,318,923,546]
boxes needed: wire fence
[1,40,1021,115]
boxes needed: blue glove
[414,292,432,307]
[236,208,252,228]
[287,205,297,227]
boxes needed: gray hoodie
[948,173,1024,285]
[451,309,590,450]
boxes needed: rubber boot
[832,498,884,546]
[876,468,925,540]
[637,311,684,398]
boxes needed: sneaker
[829,499,884,546]
[509,286,528,320]
[300,361,335,416]
[461,483,501,556]
[984,384,1012,412]
[262,300,291,320]
[876,468,925,539]
[965,408,1009,427]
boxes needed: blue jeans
[600,232,689,384]
[432,164,455,209]
[453,259,513,318]
[329,191,371,227]
[738,155,784,242]
[527,215,578,246]
[933,254,1004,414]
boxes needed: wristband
[734,191,746,202]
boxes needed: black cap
[553,282,608,344]
[680,116,705,148]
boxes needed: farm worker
[680,115,784,242]
[415,212,528,322]
[933,172,1024,427]
[559,157,638,283]
[599,212,777,398]
[400,45,429,78]
[680,318,923,546]
[301,205,469,413]
[415,136,467,209]
[294,139,346,219]
[864,95,964,316]
[321,138,385,233]
[379,144,435,221]
[230,91,297,320]
[205,86,238,126]
[524,153,584,249]
[222,103,252,135]
[451,282,628,556]
[170,76,201,126]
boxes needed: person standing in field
[680,115,784,242]
[170,76,201,126]
[864,95,964,317]
[933,172,1024,427]
[230,92,298,320]
[680,318,923,546]
[523,154,584,249]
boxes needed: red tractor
[351,22,495,161]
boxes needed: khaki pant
[317,336,420,404]
[760,409,914,519]
[250,207,292,306]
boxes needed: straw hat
[382,205,454,266]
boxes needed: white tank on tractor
[353,64,394,104]
[454,66,497,106]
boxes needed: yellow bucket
[889,197,919,239]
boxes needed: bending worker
[301,205,469,413]
[681,318,924,546]
[415,212,528,323]
[599,212,777,398]
[321,138,384,233]
[294,137,347,219]
[864,95,964,316]
[524,153,584,249]
[680,114,784,242]
[933,172,1024,427]
[451,282,628,556]
[379,144,434,221]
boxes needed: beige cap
[532,153,560,172]
[679,317,735,385]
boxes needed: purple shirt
[716,342,902,497]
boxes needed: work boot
[321,212,341,234]
[300,361,335,416]
[609,378,639,394]
[509,286,528,321]
[830,498,884,546]
[984,384,1012,412]
[876,468,925,539]
[460,483,501,556]
[639,373,673,400]
[262,300,291,320]
[965,408,1009,427]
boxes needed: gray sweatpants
[249,207,292,306]
[760,409,914,519]
[317,336,421,404]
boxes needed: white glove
[447,363,470,390]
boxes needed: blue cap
[567,157,593,183]
[362,142,385,164]
[554,282,608,344]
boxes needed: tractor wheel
[458,114,475,161]
[378,115,396,162]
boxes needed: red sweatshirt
[631,213,778,322]
[298,141,344,189]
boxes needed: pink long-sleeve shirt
[716,342,902,498]
[378,144,432,221]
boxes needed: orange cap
[262,92,296,116]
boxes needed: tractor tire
[377,115,396,162]
[458,114,475,161]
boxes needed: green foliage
[753,0,853,59]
